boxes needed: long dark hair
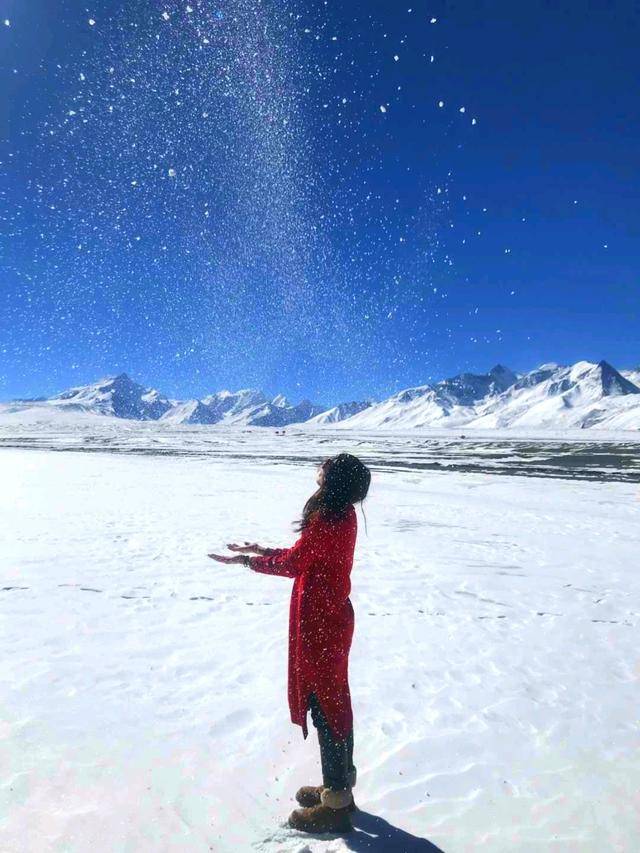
[296,453,371,532]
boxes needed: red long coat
[250,504,357,741]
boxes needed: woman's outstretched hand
[227,541,262,554]
[208,553,247,565]
[208,541,271,563]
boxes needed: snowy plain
[1,421,639,852]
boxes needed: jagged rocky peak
[204,387,264,401]
[488,364,517,387]
[50,373,172,419]
[435,364,516,405]
[622,367,640,389]
[519,359,636,411]
[235,388,266,401]
[593,360,639,396]
[161,399,222,425]
[305,400,373,425]
[293,399,323,418]
[200,388,267,413]
[514,363,561,390]
[392,385,434,403]
[271,393,290,408]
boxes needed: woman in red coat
[209,452,371,834]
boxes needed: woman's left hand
[227,541,261,553]
[208,553,246,565]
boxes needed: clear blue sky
[1,0,639,405]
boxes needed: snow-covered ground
[1,410,639,484]
[1,433,638,852]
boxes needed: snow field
[1,448,638,852]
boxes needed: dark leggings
[308,692,356,791]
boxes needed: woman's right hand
[227,541,262,554]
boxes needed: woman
[208,453,371,834]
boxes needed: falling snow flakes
[394,55,399,62]
[472,118,477,125]
[438,101,444,108]
[88,18,96,26]
[162,11,170,21]
[168,168,177,178]
[4,18,10,26]
[430,17,437,24]
[459,107,466,113]
[380,105,387,113]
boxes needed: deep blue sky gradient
[1,0,639,405]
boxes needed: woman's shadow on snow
[342,809,446,852]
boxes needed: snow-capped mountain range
[19,374,328,428]
[335,361,640,431]
[6,360,640,431]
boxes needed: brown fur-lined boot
[295,785,357,811]
[288,787,354,834]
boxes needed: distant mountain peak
[305,400,372,425]
[594,360,639,396]
[489,364,514,378]
[96,372,137,389]
[47,373,171,419]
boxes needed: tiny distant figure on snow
[209,453,371,834]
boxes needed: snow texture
[1,438,638,852]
